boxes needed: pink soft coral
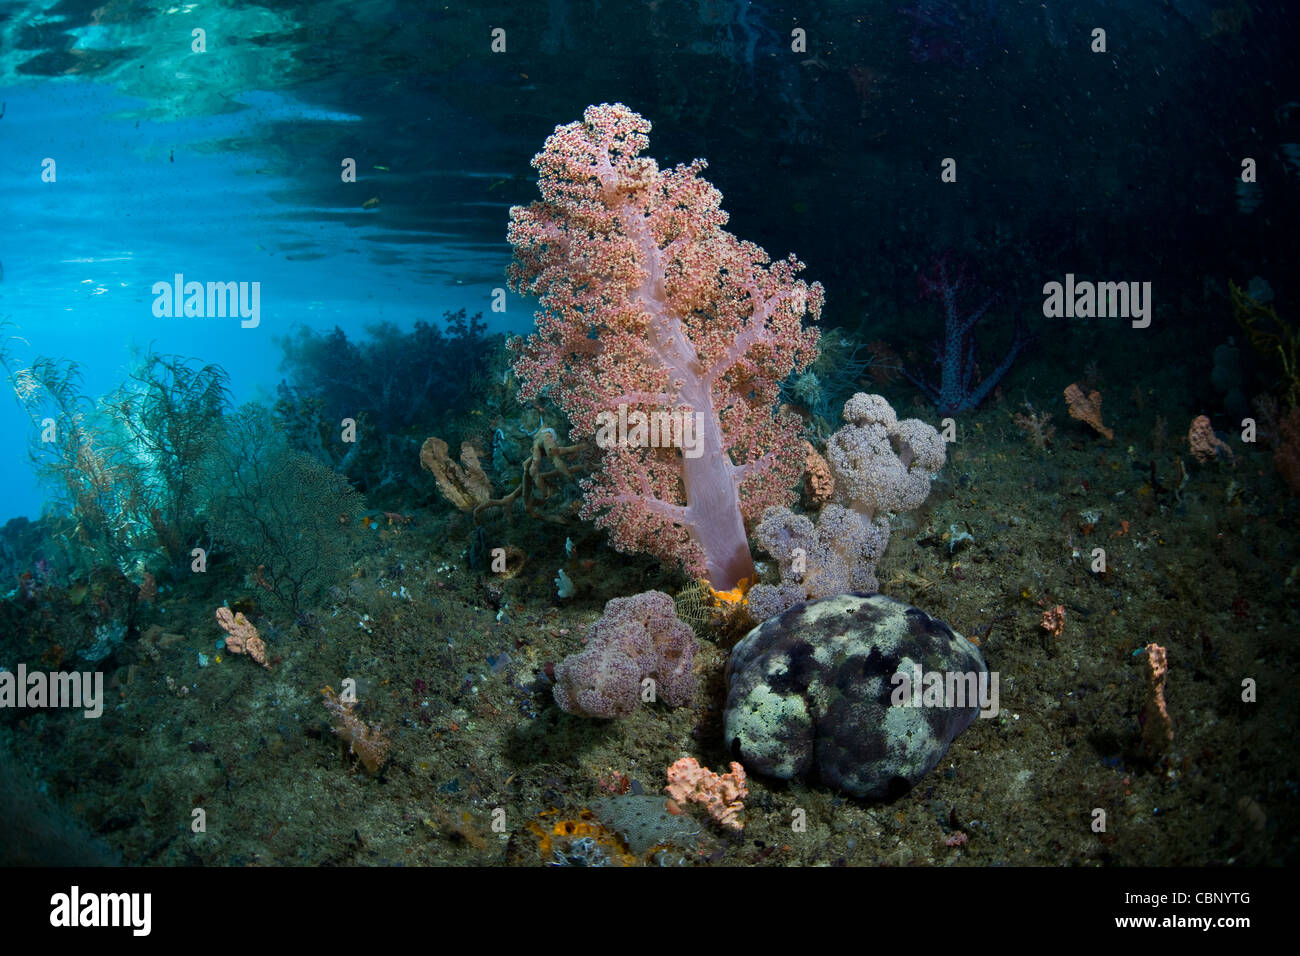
[508,103,822,589]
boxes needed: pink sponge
[665,757,748,830]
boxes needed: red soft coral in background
[508,103,822,589]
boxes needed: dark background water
[2,0,1297,519]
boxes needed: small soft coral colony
[552,591,697,719]
[747,392,946,619]
[1063,382,1113,440]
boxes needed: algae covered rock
[724,592,989,800]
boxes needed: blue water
[2,66,525,520]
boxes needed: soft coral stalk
[508,104,822,589]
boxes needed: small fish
[373,164,389,171]
[362,197,381,209]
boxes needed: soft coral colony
[507,102,823,592]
